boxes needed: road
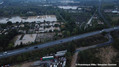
[98,0,112,27]
[84,9,97,30]
[84,15,94,30]
[71,52,79,67]
[70,1,114,66]
[71,34,113,67]
[75,34,113,53]
[0,27,119,59]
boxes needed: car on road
[34,46,38,49]
[60,41,63,42]
[100,29,106,33]
[3,51,7,55]
[114,27,118,30]
[25,47,29,49]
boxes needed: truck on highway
[40,56,54,61]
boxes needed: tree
[7,21,12,26]
[15,22,19,25]
[54,24,59,27]
[17,56,22,62]
[67,42,76,54]
[112,39,119,50]
[72,28,78,35]
[66,31,71,37]
[8,43,14,49]
[101,31,108,36]
[65,52,72,67]
[70,44,76,53]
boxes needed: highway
[0,26,119,59]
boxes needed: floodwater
[14,34,37,46]
[58,6,78,10]
[0,15,57,23]
[0,2,4,5]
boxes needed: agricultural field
[14,34,37,46]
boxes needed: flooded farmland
[58,6,78,10]
[14,34,37,46]
[0,15,57,23]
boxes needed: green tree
[65,52,72,67]
[7,21,12,26]
[8,43,14,49]
[66,31,70,37]
[72,28,78,35]
[17,56,22,62]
